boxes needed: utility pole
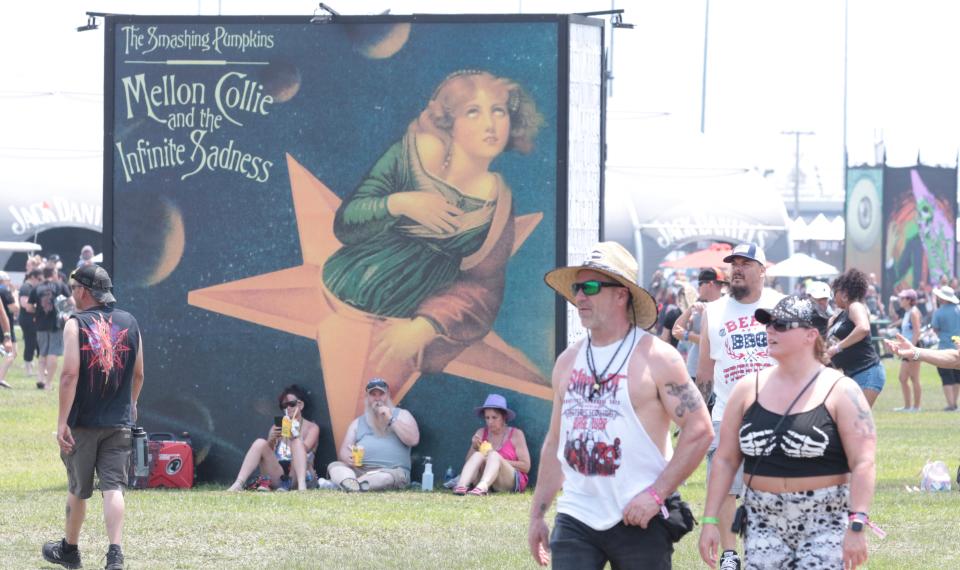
[781,130,815,218]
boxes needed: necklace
[586,327,636,401]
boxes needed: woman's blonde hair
[416,70,544,154]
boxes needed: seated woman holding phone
[227,385,320,491]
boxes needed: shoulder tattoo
[844,386,875,436]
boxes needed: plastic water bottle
[444,466,455,483]
[421,456,434,492]
[132,426,149,477]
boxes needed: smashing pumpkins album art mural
[106,16,575,481]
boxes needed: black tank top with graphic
[68,306,141,428]
[739,377,850,477]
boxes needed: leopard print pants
[743,484,849,569]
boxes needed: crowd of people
[227,379,533,496]
[13,240,958,569]
[523,241,888,570]
[1,247,98,391]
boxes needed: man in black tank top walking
[43,265,143,570]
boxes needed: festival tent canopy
[765,252,840,278]
[0,241,41,252]
[660,243,732,268]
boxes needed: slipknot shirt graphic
[80,314,132,393]
[561,367,624,477]
[69,307,141,428]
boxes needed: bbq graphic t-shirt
[706,288,784,422]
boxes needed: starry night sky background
[108,16,563,483]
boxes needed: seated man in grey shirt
[327,378,420,491]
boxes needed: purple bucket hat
[474,394,516,422]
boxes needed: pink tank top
[483,427,528,491]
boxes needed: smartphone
[274,416,283,428]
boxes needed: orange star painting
[189,155,549,446]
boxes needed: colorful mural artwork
[107,17,574,481]
[882,166,956,297]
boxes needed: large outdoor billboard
[105,15,601,482]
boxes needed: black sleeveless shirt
[739,377,850,477]
[68,306,141,428]
[827,310,879,375]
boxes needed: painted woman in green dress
[322,70,543,387]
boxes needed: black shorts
[550,512,673,570]
[937,367,960,386]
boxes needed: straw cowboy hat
[544,242,658,329]
[934,286,960,304]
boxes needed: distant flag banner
[881,165,957,300]
[844,167,883,285]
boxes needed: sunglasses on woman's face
[280,400,299,409]
[571,280,624,296]
[766,320,808,332]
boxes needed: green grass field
[3,355,959,569]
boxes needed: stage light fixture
[310,2,340,24]
[77,15,98,32]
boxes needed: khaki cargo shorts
[61,426,132,499]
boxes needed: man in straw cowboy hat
[695,242,783,570]
[528,242,713,569]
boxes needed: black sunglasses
[280,400,299,409]
[571,280,624,296]
[766,320,809,332]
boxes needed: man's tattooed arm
[664,381,705,418]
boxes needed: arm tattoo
[845,386,875,436]
[538,502,549,516]
[665,381,703,418]
[696,379,714,400]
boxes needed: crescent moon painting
[346,22,411,59]
[116,193,185,288]
[258,60,301,103]
[144,199,185,286]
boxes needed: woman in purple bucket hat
[452,393,531,496]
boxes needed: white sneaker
[315,477,339,490]
[893,406,914,412]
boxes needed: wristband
[2,332,8,338]
[912,348,920,361]
[644,486,669,519]
[683,331,690,342]
[387,416,396,427]
[701,516,719,525]
[847,513,886,538]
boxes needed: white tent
[766,252,840,277]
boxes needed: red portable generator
[146,432,195,489]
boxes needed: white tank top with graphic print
[556,327,669,530]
